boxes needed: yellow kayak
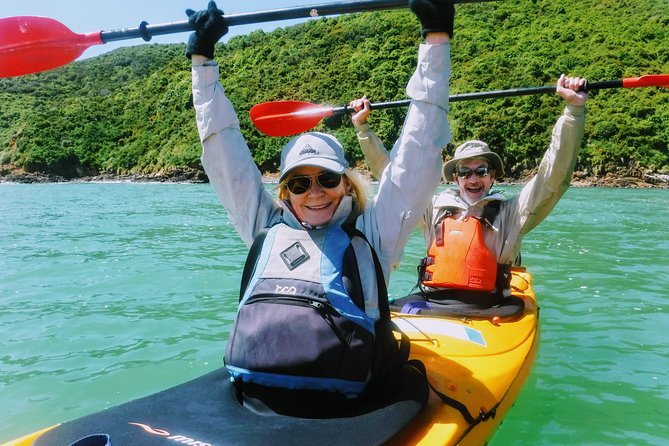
[389,267,539,445]
[4,267,538,446]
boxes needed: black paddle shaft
[100,0,494,43]
[331,79,624,115]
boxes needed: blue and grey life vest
[224,222,394,397]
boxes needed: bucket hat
[442,140,505,179]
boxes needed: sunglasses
[456,166,491,179]
[285,171,343,194]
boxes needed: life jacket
[419,202,511,293]
[225,223,407,398]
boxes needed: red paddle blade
[622,74,669,89]
[0,16,102,78]
[250,100,334,136]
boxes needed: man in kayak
[187,0,454,410]
[350,74,588,309]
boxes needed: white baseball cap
[279,132,349,182]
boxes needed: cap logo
[299,144,317,156]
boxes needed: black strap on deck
[408,359,499,428]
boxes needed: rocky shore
[1,166,668,188]
[0,167,208,184]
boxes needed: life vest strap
[239,228,270,302]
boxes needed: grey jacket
[356,104,586,267]
[192,42,452,318]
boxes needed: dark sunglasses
[456,166,491,179]
[285,171,343,194]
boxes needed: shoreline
[1,167,668,189]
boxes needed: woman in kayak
[187,0,455,408]
[350,73,588,311]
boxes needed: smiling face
[284,166,349,227]
[453,158,495,205]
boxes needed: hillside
[1,0,668,184]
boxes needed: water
[1,183,668,445]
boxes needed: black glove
[185,1,228,59]
[409,0,455,38]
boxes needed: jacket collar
[433,188,506,218]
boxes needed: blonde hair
[278,168,370,216]
[344,168,370,215]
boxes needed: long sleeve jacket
[356,103,585,266]
[192,43,452,294]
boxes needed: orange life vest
[421,216,498,291]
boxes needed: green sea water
[1,183,668,445]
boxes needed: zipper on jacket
[247,295,350,347]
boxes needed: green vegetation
[1,0,668,179]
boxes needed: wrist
[353,122,370,132]
[565,104,585,116]
[426,32,450,44]
[191,54,213,66]
[191,54,218,67]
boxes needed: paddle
[250,74,669,136]
[0,0,492,78]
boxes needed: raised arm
[350,96,391,179]
[362,0,455,277]
[351,31,451,181]
[513,74,588,236]
[189,2,281,246]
